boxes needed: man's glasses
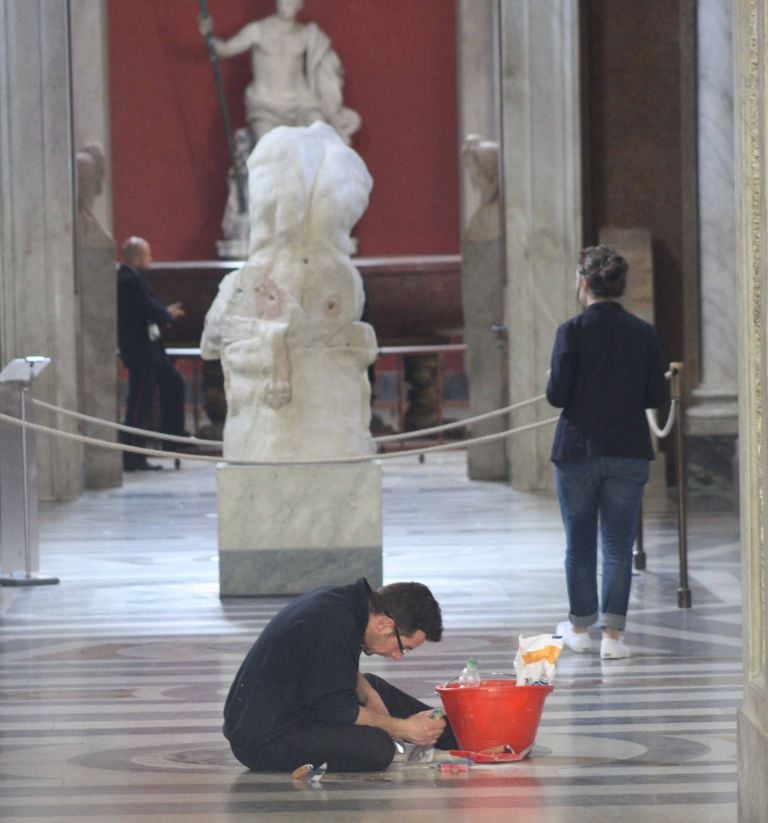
[384,610,407,655]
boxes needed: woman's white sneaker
[600,636,631,659]
[555,620,593,653]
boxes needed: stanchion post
[633,502,646,570]
[0,356,59,587]
[670,362,691,608]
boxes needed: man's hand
[399,710,446,747]
[355,706,445,745]
[167,302,185,320]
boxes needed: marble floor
[0,452,740,822]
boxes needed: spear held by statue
[197,0,248,215]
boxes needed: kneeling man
[223,577,457,771]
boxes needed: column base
[685,390,738,511]
[738,707,768,820]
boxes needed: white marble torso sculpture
[201,122,377,461]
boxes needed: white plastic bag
[514,634,563,686]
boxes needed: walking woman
[547,246,669,659]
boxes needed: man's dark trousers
[122,356,185,468]
[229,673,457,772]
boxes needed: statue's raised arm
[206,21,262,59]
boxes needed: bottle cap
[467,658,478,666]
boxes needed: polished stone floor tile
[0,453,740,821]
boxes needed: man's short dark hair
[371,582,443,641]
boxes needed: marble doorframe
[734,0,768,817]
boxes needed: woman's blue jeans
[554,456,649,631]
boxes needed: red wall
[107,0,459,260]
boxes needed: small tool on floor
[406,708,445,763]
[291,762,327,783]
[437,758,471,773]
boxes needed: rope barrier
[645,399,677,439]
[30,398,222,447]
[31,392,549,447]
[5,356,691,607]
[374,393,547,442]
[0,409,559,466]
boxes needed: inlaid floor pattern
[0,453,739,822]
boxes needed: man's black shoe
[124,459,163,472]
[136,461,164,471]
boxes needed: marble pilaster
[0,0,81,501]
[216,462,382,596]
[75,244,121,489]
[457,0,500,230]
[499,0,582,490]
[457,3,506,481]
[460,138,508,481]
[70,2,120,490]
[686,0,739,506]
[733,0,768,816]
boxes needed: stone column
[0,0,82,501]
[734,1,768,817]
[460,137,508,480]
[685,0,739,507]
[71,0,121,490]
[457,2,508,481]
[499,0,582,490]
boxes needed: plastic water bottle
[458,658,481,686]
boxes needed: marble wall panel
[686,0,738,502]
[77,247,121,489]
[499,0,582,491]
[697,0,737,396]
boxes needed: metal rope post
[670,362,691,608]
[633,503,646,570]
[0,356,59,587]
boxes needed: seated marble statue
[200,122,377,461]
[76,142,113,249]
[461,134,501,243]
[202,0,360,145]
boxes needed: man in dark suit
[117,236,186,471]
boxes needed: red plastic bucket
[435,679,553,753]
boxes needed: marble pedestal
[216,462,382,596]
[0,385,40,577]
[685,390,739,511]
[77,246,121,490]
